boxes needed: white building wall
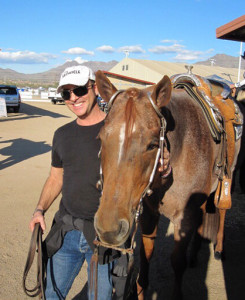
[110,58,243,85]
[110,58,162,83]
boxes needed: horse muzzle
[94,216,130,246]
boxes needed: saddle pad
[173,81,223,142]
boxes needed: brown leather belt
[23,223,46,299]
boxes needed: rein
[95,90,167,253]
[23,223,46,300]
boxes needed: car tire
[14,105,20,113]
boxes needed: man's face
[61,82,98,118]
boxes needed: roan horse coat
[93,71,242,300]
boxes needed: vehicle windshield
[0,87,17,95]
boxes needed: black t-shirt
[52,119,103,220]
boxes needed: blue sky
[1,0,244,74]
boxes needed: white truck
[48,88,64,104]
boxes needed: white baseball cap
[57,65,95,93]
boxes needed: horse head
[94,71,172,246]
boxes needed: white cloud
[174,48,214,61]
[174,53,201,61]
[161,39,180,44]
[74,57,88,64]
[206,48,215,54]
[149,42,215,62]
[118,45,145,53]
[4,47,17,51]
[0,50,56,64]
[149,44,185,54]
[62,47,94,55]
[96,45,115,53]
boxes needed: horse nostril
[119,219,129,238]
[94,215,130,245]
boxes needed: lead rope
[90,90,168,299]
[89,247,98,300]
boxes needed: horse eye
[147,143,158,151]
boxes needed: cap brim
[57,78,89,93]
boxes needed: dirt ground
[0,101,244,300]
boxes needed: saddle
[171,71,243,209]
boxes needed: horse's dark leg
[239,163,245,193]
[137,228,157,300]
[214,208,226,260]
[189,203,205,267]
[197,202,207,236]
[137,201,159,300]
[171,199,203,300]
[171,224,193,300]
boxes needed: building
[109,57,242,85]
[216,15,245,42]
[216,15,245,86]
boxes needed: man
[29,65,170,300]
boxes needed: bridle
[94,89,167,254]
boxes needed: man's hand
[158,147,171,177]
[29,210,46,232]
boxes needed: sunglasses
[61,85,91,100]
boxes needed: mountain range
[0,60,118,86]
[0,54,244,87]
[195,54,245,69]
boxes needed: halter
[95,90,167,254]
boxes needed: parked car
[0,85,21,112]
[48,87,64,104]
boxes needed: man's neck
[76,104,106,126]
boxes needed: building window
[122,65,125,71]
[126,65,128,71]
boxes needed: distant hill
[195,54,245,69]
[0,60,118,86]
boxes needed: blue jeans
[45,230,113,300]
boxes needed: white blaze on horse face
[118,121,137,164]
[118,123,126,164]
[132,123,137,133]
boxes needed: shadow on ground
[0,102,69,122]
[0,138,51,170]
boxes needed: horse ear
[151,75,172,108]
[95,70,118,103]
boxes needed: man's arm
[29,166,63,232]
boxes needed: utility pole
[123,50,130,59]
[209,59,216,67]
[238,42,243,82]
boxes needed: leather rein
[94,90,167,254]
[23,223,46,299]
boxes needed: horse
[237,89,245,102]
[93,71,242,300]
[233,97,245,193]
[230,85,245,192]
